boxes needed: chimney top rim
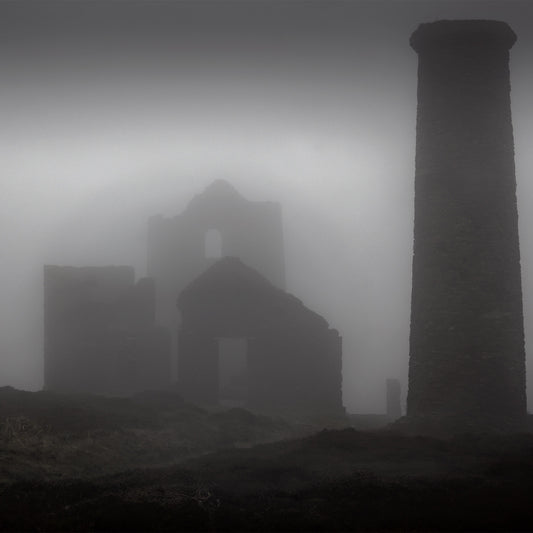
[410,20,516,53]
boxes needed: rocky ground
[1,387,533,531]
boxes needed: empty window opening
[218,338,248,407]
[204,228,222,258]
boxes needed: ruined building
[407,21,526,424]
[43,182,344,411]
[147,180,285,375]
[44,266,171,395]
[177,257,343,415]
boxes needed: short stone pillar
[386,379,402,419]
[407,21,526,423]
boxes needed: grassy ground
[0,386,295,483]
[1,387,533,531]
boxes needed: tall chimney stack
[407,20,526,426]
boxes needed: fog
[2,0,533,413]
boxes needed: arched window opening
[204,228,222,258]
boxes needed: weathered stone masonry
[148,180,285,378]
[407,21,526,421]
[44,265,170,395]
[177,257,343,415]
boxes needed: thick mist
[2,0,533,413]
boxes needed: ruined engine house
[147,179,285,338]
[178,257,343,415]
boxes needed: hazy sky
[2,0,533,413]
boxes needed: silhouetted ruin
[407,21,526,427]
[177,257,343,415]
[148,180,286,377]
[43,182,307,405]
[44,266,170,395]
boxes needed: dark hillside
[1,388,533,531]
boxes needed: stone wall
[147,180,285,380]
[44,265,170,395]
[177,257,343,415]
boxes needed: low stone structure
[386,379,402,420]
[44,265,170,395]
[177,257,343,415]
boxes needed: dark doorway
[217,337,248,407]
